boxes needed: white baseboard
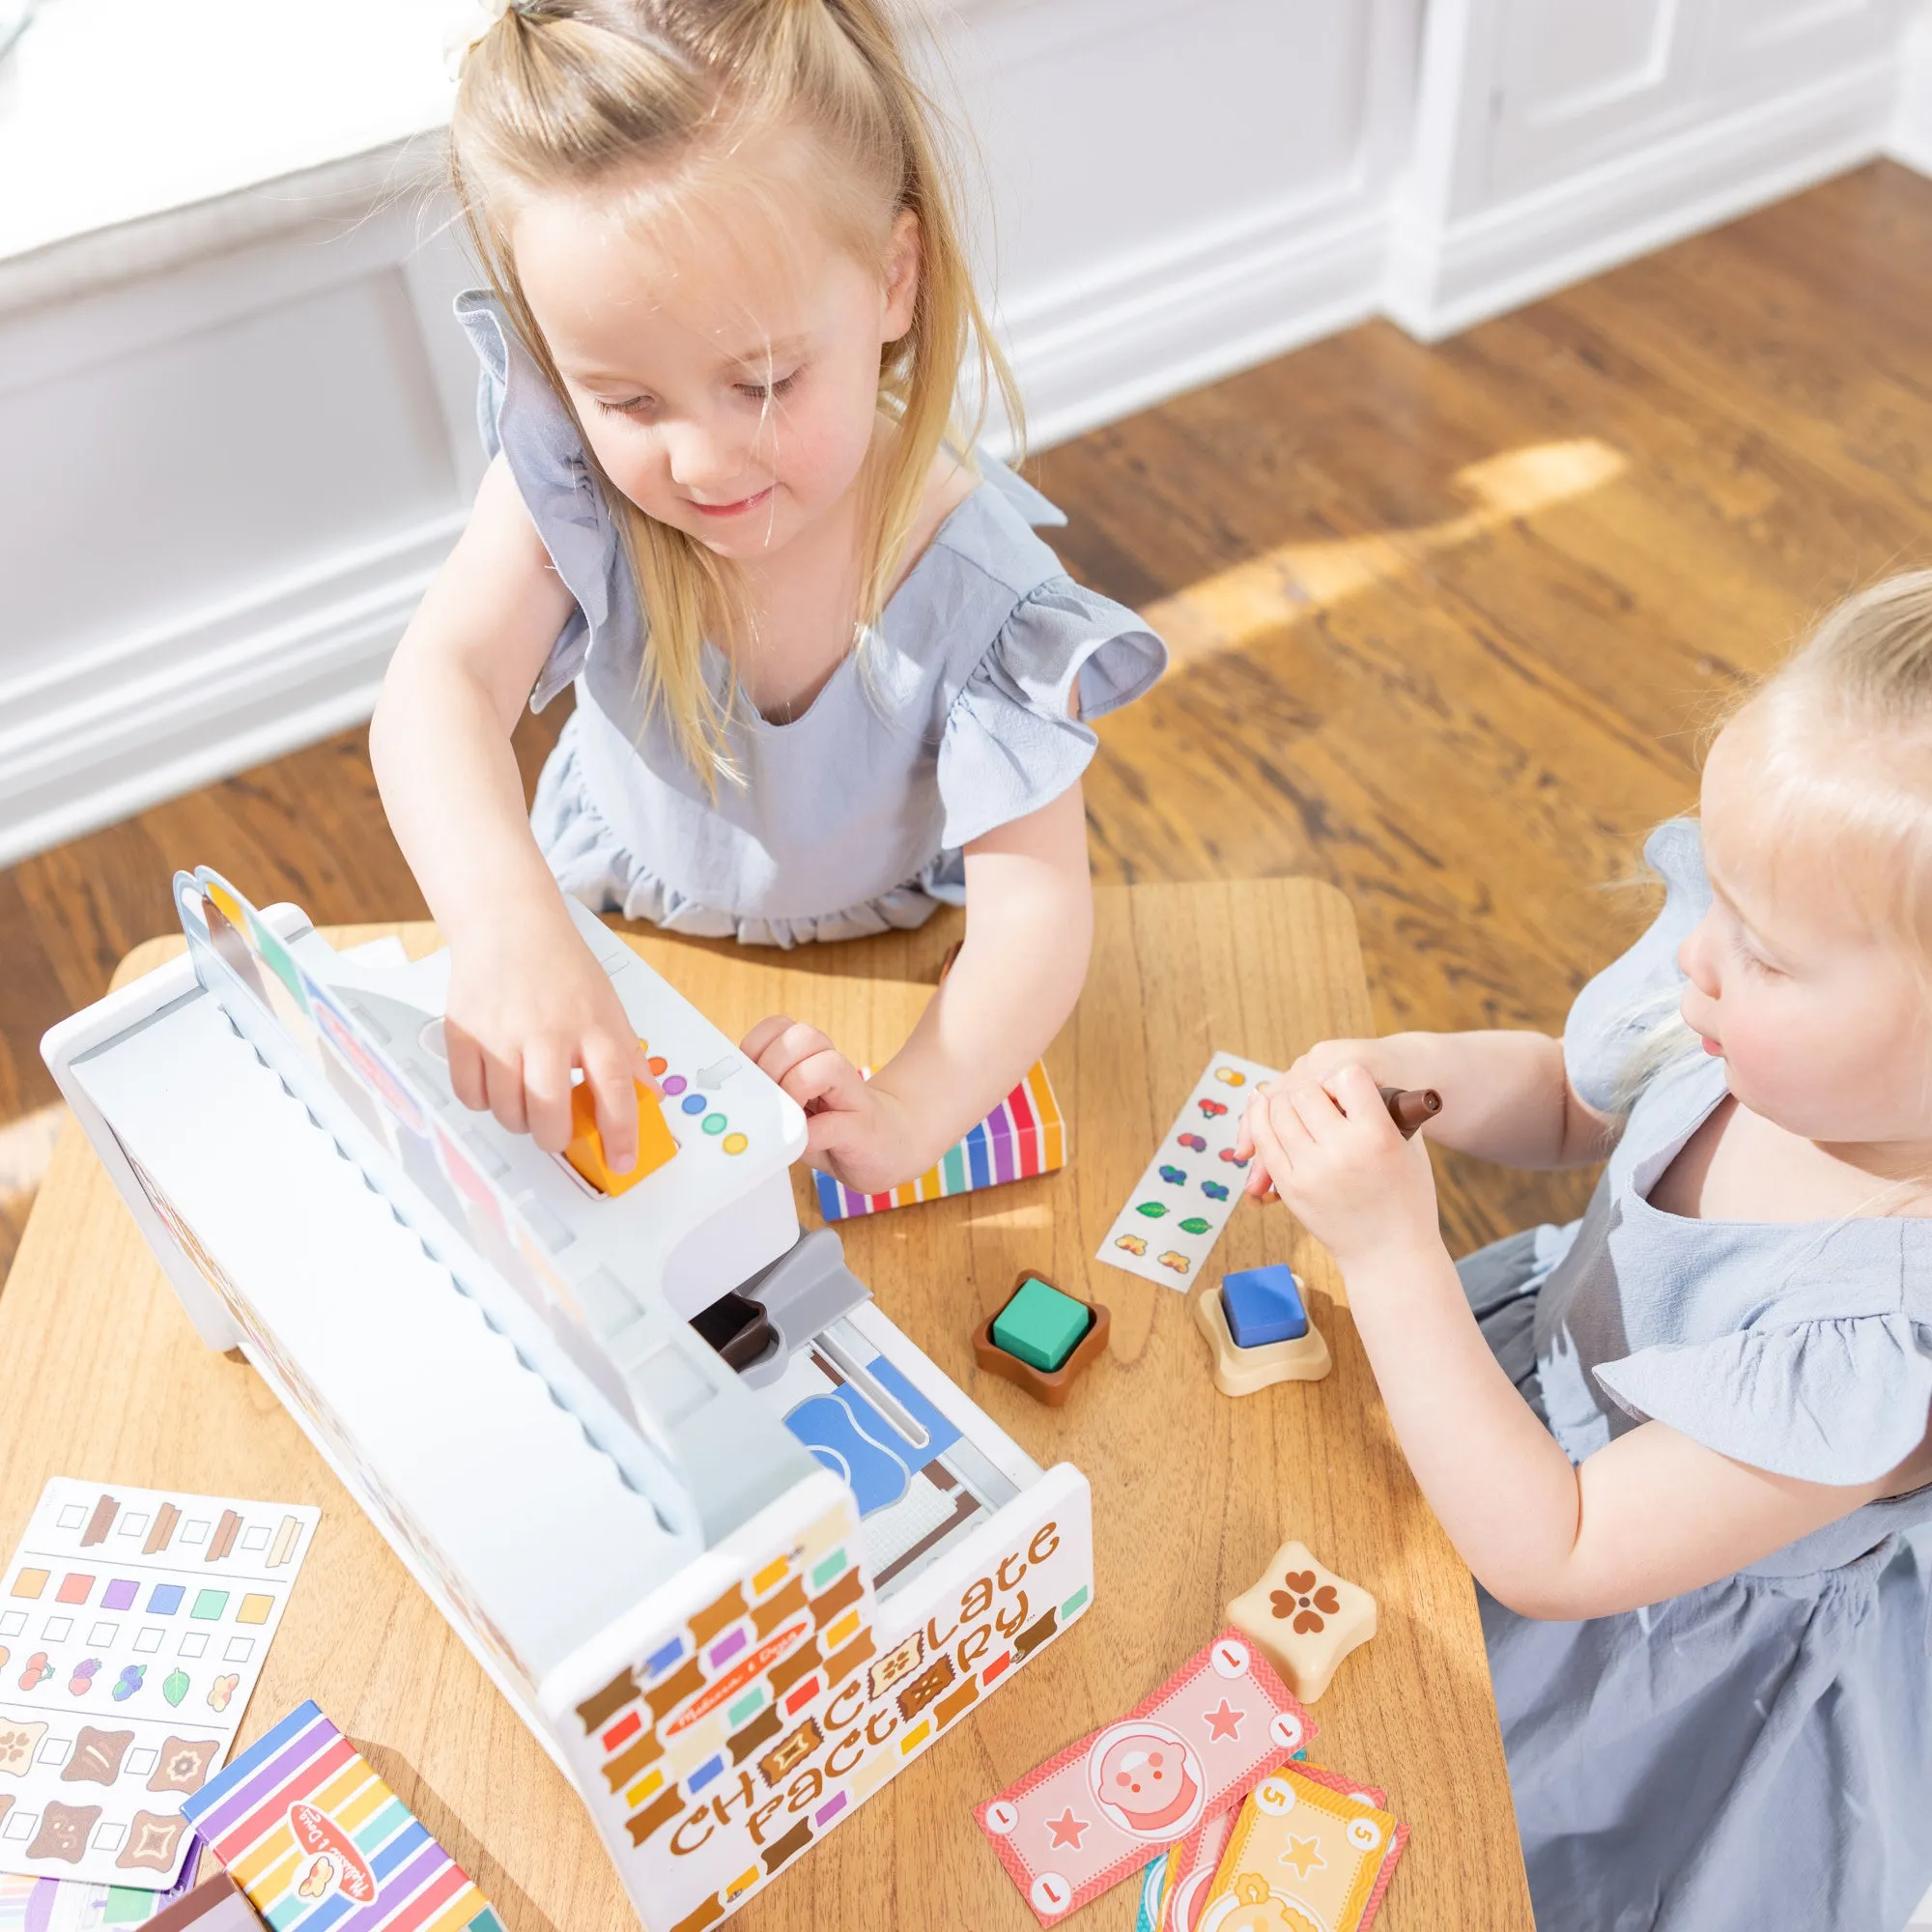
[1385,55,1898,341]
[1001,186,1387,453]
[0,514,463,868]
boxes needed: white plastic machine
[43,870,1094,1932]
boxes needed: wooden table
[0,881,1532,1930]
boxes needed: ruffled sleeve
[456,291,628,712]
[934,580,1167,850]
[1563,817,1712,1114]
[1594,1306,1932,1484]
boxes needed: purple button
[101,1578,138,1612]
[662,1075,687,1095]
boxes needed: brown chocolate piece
[1378,1085,1441,1138]
[690,1292,775,1371]
[972,1272,1110,1408]
[146,1872,265,1932]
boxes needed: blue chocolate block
[1220,1265,1308,1349]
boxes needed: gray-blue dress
[456,294,1167,946]
[1461,819,1932,1931]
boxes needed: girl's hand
[741,1016,915,1194]
[1242,1063,1440,1273]
[1236,1035,1441,1199]
[443,912,654,1169]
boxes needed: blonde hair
[449,0,1022,781]
[1613,570,1932,1108]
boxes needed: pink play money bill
[976,1629,1316,1924]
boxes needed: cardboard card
[976,1631,1315,1924]
[0,1480,317,1891]
[1199,1763,1406,1932]
[1096,1055,1279,1289]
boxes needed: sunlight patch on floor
[1141,438,1630,666]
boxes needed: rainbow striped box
[812,1061,1066,1220]
[179,1704,501,1932]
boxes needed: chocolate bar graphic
[267,1516,300,1568]
[81,1494,118,1548]
[206,1511,241,1563]
[145,1503,182,1555]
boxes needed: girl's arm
[370,456,652,1169]
[743,781,1092,1193]
[1250,1065,1914,1619]
[1250,1030,1618,1174]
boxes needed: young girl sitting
[373,0,1164,1193]
[1238,574,1932,1930]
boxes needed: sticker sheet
[1096,1054,1280,1289]
[0,1482,318,1890]
[976,1630,1315,1925]
[1199,1763,1406,1932]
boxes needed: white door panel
[1487,0,1699,197]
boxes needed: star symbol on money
[1279,1833,1326,1879]
[1204,1697,1243,1741]
[1046,1807,1089,1850]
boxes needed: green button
[702,1114,727,1135]
[991,1277,1092,1373]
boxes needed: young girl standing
[373,0,1164,1193]
[1239,576,1932,1929]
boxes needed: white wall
[0,0,1924,866]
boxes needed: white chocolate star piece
[1227,1540,1377,1703]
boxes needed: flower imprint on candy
[1270,1573,1341,1635]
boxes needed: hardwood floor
[6,159,1931,1281]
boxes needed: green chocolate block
[992,1276,1091,1373]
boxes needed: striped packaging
[179,1705,501,1932]
[812,1062,1066,1221]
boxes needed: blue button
[681,1094,709,1115]
[1220,1265,1308,1349]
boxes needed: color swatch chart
[0,1482,318,1890]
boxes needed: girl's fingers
[776,1047,867,1114]
[1248,1105,1295,1196]
[482,1047,530,1137]
[582,1033,641,1172]
[522,1041,575,1153]
[747,1019,841,1089]
[1286,1077,1348,1145]
[444,1027,487,1114]
[1328,1060,1393,1129]
[740,1013,801,1064]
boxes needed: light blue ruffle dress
[1460,819,1932,1931]
[457,294,1167,946]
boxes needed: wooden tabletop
[0,880,1531,1930]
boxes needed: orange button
[563,1079,678,1196]
[647,1056,668,1077]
